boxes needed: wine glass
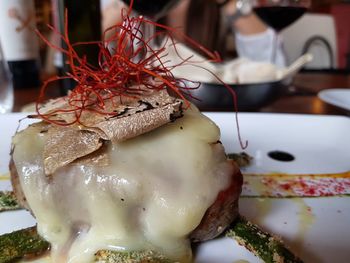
[233,0,310,64]
[0,41,13,114]
[252,0,311,32]
[120,0,182,48]
[252,0,311,63]
[120,0,181,20]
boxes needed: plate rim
[318,88,350,111]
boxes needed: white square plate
[1,112,350,263]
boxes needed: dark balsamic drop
[268,151,295,162]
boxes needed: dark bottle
[0,0,41,89]
[52,0,101,94]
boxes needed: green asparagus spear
[0,216,303,263]
[94,250,174,263]
[226,215,303,263]
[0,227,50,263]
[0,227,173,263]
[0,191,21,212]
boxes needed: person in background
[101,0,286,67]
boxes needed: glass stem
[143,20,156,49]
[271,31,279,64]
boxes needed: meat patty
[190,159,242,242]
[10,151,243,242]
[9,158,29,211]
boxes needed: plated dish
[318,89,350,112]
[1,112,350,263]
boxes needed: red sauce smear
[243,172,350,197]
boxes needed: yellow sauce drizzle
[292,198,315,246]
[245,171,350,179]
[255,198,272,225]
[0,172,10,181]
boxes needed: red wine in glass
[120,0,181,54]
[253,6,307,31]
[121,0,181,19]
[252,0,310,64]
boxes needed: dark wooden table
[260,72,350,115]
[12,72,350,115]
[13,82,60,112]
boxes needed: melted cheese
[12,108,233,263]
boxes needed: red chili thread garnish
[35,2,247,149]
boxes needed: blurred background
[0,0,350,114]
[36,0,350,75]
[1,0,349,83]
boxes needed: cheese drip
[12,108,233,263]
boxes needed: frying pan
[181,54,313,111]
[187,80,287,111]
